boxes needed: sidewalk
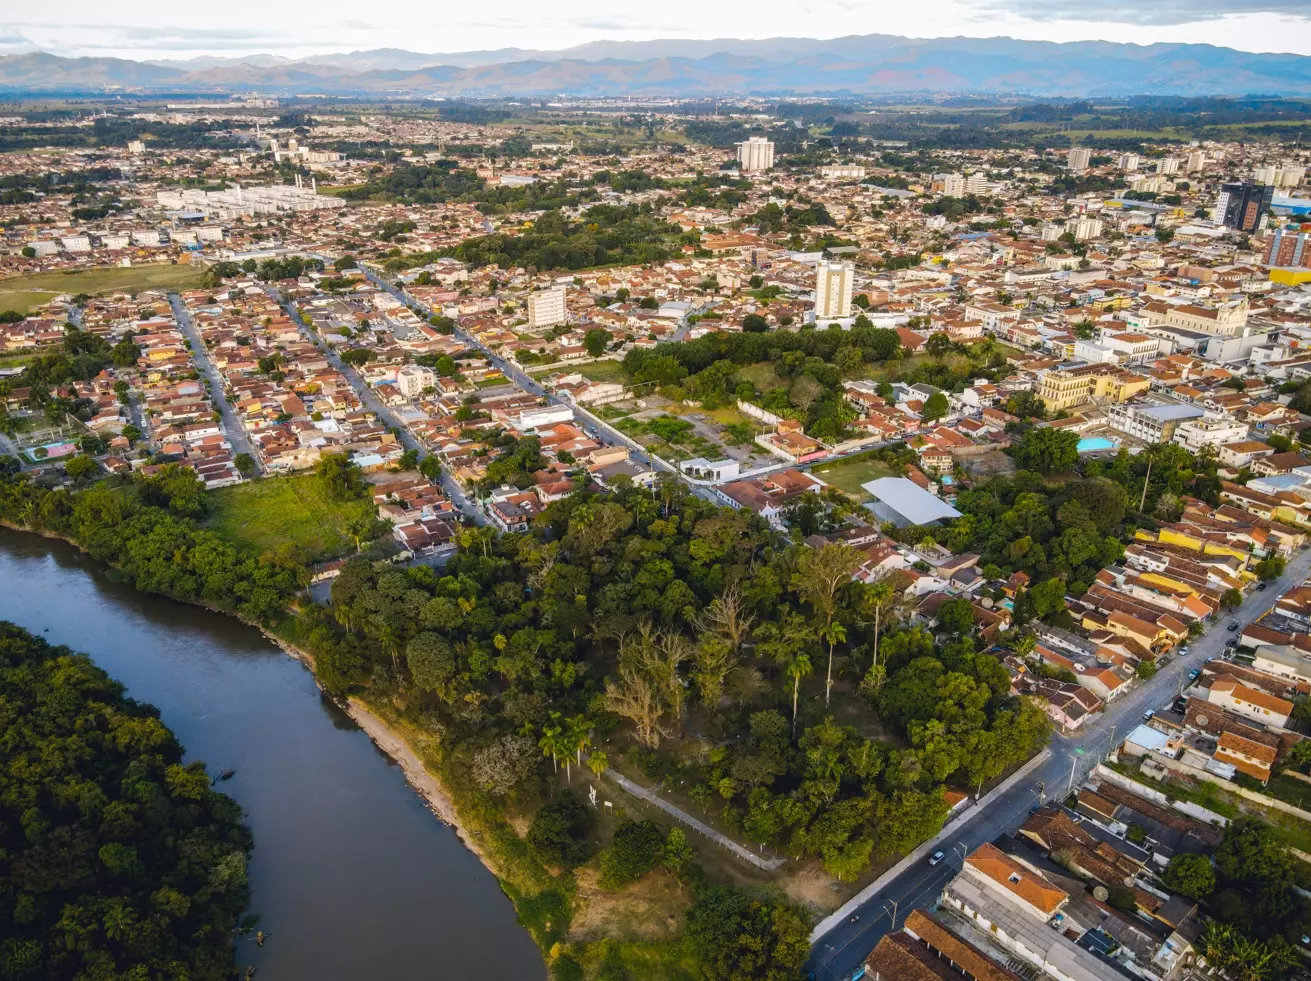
[604,770,785,870]
[810,748,1053,943]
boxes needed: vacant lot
[531,359,627,384]
[205,474,377,561]
[0,263,207,315]
[734,362,787,393]
[811,456,896,501]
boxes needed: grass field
[0,263,207,315]
[811,457,895,501]
[735,362,787,393]
[204,474,377,561]
[530,359,628,384]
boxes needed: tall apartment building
[965,172,989,194]
[736,137,775,173]
[1216,181,1274,233]
[1185,150,1207,173]
[1264,227,1311,269]
[1065,216,1104,241]
[936,173,967,196]
[1156,156,1180,175]
[938,171,970,195]
[1117,152,1140,172]
[1067,147,1092,172]
[814,261,854,320]
[1253,164,1304,188]
[526,287,567,329]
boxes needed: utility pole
[1066,754,1079,798]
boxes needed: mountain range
[3,34,1311,97]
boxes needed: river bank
[2,519,486,865]
[257,617,501,876]
[0,527,546,980]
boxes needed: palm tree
[819,620,846,709]
[586,751,608,780]
[786,653,813,736]
[538,714,565,774]
[565,714,592,781]
[377,622,401,673]
[862,578,896,681]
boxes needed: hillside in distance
[4,34,1311,96]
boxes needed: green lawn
[811,457,895,501]
[204,475,378,562]
[0,263,207,315]
[532,359,628,384]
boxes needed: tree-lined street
[807,546,1311,981]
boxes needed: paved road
[807,546,1311,981]
[350,269,726,503]
[263,287,488,527]
[168,293,261,473]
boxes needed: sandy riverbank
[255,626,490,866]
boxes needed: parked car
[1258,582,1268,591]
[1188,669,1200,681]
[1228,622,1241,632]
[929,851,945,866]
[1143,709,1155,721]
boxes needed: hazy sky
[5,0,1311,60]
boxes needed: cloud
[979,0,1311,25]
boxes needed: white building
[516,405,574,431]
[821,164,865,179]
[1156,156,1181,175]
[395,365,436,398]
[1105,402,1204,443]
[736,137,775,173]
[814,261,854,321]
[1118,153,1140,172]
[1185,151,1207,173]
[270,138,343,165]
[526,287,567,330]
[1099,330,1160,363]
[1254,164,1305,188]
[1067,147,1092,172]
[965,172,989,194]
[1173,415,1250,453]
[936,173,967,196]
[156,183,333,219]
[1065,216,1104,241]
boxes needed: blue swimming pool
[1077,437,1116,453]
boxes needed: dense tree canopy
[0,466,301,621]
[0,623,252,981]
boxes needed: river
[0,529,545,981]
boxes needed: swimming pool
[1077,437,1116,453]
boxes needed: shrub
[598,819,664,889]
[526,790,596,868]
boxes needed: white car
[929,851,945,866]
